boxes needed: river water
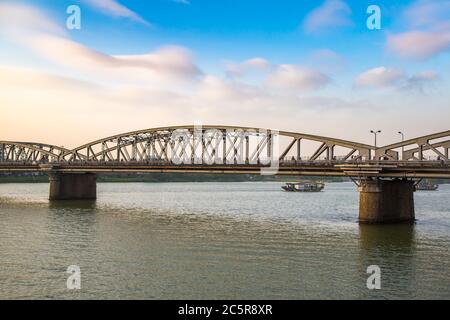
[0,182,449,299]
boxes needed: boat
[416,181,439,191]
[281,181,325,192]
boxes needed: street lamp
[370,130,381,148]
[398,131,405,159]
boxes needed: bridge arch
[0,141,69,163]
[59,125,375,163]
[375,130,450,161]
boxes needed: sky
[0,0,449,148]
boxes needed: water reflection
[358,224,418,299]
[359,224,416,251]
[48,200,97,211]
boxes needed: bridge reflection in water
[358,224,417,296]
[1,125,449,224]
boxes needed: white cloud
[267,65,331,91]
[403,0,450,28]
[0,65,100,93]
[82,0,150,25]
[225,57,272,77]
[0,3,200,86]
[0,3,65,36]
[403,71,439,91]
[303,0,352,33]
[25,35,200,85]
[387,29,450,60]
[354,67,438,91]
[116,47,202,78]
[224,57,332,92]
[387,0,450,59]
[354,67,404,88]
[196,76,266,101]
[41,37,201,85]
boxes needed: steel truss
[1,126,449,165]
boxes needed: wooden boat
[416,182,439,191]
[281,181,325,192]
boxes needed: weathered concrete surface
[358,179,415,224]
[49,172,97,200]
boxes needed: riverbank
[0,173,348,183]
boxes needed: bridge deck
[1,160,449,178]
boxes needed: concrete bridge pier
[358,179,415,224]
[49,172,97,200]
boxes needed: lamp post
[370,130,381,148]
[398,131,404,159]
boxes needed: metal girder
[0,141,68,163]
[375,130,450,161]
[53,125,373,163]
[2,127,449,169]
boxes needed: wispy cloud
[82,0,151,25]
[0,65,100,92]
[303,0,352,34]
[403,70,439,92]
[306,49,347,74]
[387,0,450,60]
[354,66,438,92]
[30,35,202,85]
[0,3,200,86]
[0,3,65,36]
[403,0,450,28]
[224,57,331,92]
[267,65,331,92]
[387,29,450,60]
[354,67,404,88]
[225,58,272,77]
[172,0,191,5]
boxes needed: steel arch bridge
[57,125,375,163]
[1,125,449,178]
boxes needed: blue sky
[17,0,411,64]
[0,0,449,147]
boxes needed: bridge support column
[358,179,415,224]
[49,172,97,200]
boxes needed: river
[0,182,449,299]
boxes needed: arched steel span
[2,127,448,164]
[375,130,450,161]
[0,141,69,163]
[59,125,375,163]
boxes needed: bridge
[1,125,449,224]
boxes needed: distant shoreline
[1,174,449,184]
[0,173,347,184]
